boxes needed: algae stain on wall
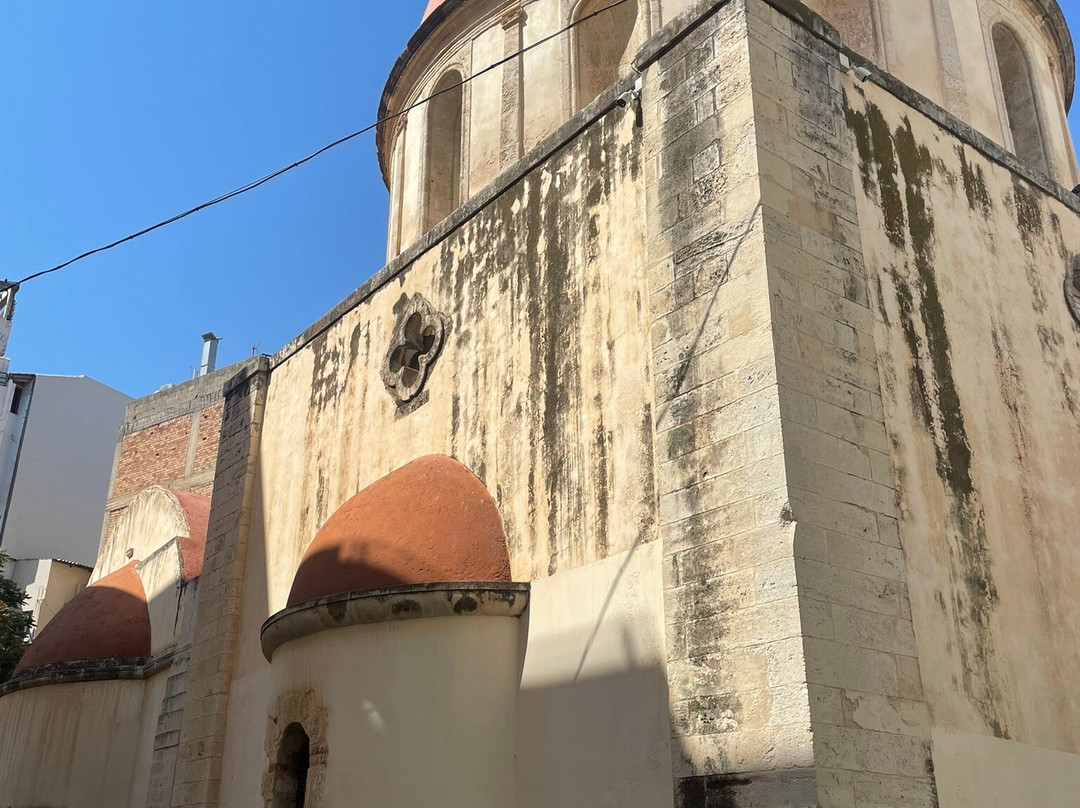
[260,108,655,596]
[846,92,1011,739]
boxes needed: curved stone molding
[381,293,451,404]
[260,582,530,662]
[0,648,177,697]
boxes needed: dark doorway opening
[272,722,310,808]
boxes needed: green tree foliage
[0,551,33,682]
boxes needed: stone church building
[2,0,1079,805]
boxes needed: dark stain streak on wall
[847,95,1010,738]
[957,145,992,215]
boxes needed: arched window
[992,24,1049,174]
[573,0,639,111]
[424,70,464,231]
[387,122,408,259]
[271,723,310,808]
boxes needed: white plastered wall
[0,674,167,808]
[256,617,520,808]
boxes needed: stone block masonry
[742,1,937,805]
[169,359,269,808]
[642,0,936,805]
[640,1,817,805]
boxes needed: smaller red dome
[15,563,151,673]
[171,489,211,581]
[287,456,511,607]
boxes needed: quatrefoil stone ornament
[1067,256,1080,327]
[382,294,451,404]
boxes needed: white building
[0,371,131,634]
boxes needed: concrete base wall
[932,728,1080,808]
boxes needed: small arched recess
[424,69,465,232]
[992,23,1050,174]
[572,0,640,111]
[271,722,311,808]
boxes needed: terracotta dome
[15,562,151,674]
[422,0,449,21]
[171,489,211,581]
[287,456,511,607]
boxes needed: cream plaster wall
[469,21,506,192]
[846,76,1080,795]
[263,104,651,606]
[218,509,671,808]
[137,538,189,655]
[264,617,520,808]
[94,486,194,583]
[516,541,672,808]
[12,558,90,634]
[932,727,1080,807]
[0,675,166,808]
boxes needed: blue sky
[3,2,1080,397]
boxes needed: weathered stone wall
[640,1,821,805]
[847,66,1080,806]
[172,361,270,808]
[746,2,937,805]
[646,0,1080,806]
[214,83,664,806]
[264,102,652,604]
[15,3,1070,808]
[382,0,1077,261]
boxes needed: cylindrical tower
[377,0,1076,260]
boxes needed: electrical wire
[15,0,633,287]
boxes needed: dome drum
[260,581,529,661]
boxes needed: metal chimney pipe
[200,332,220,377]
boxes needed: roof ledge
[0,647,178,697]
[260,581,530,662]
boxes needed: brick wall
[98,363,258,559]
[193,403,224,474]
[114,414,193,497]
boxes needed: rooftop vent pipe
[199,332,220,377]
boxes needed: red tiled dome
[287,456,511,607]
[15,563,151,673]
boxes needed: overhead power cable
[15,0,633,287]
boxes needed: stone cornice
[0,646,180,697]
[260,582,530,662]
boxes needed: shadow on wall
[516,624,674,808]
[287,544,411,606]
[512,535,818,808]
